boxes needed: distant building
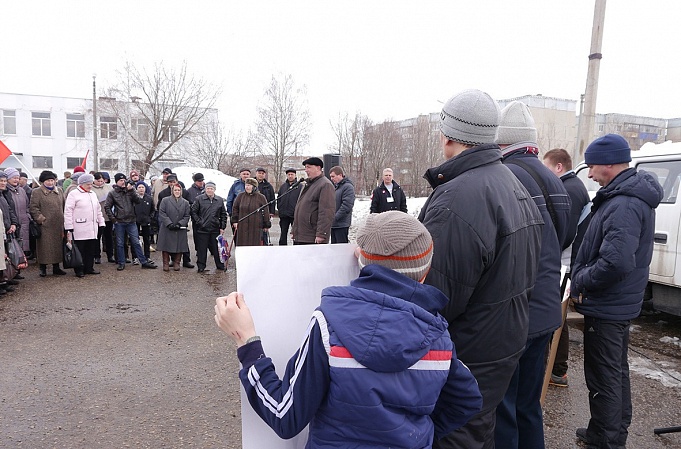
[664,118,681,143]
[0,92,217,179]
[595,113,667,151]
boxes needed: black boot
[39,264,47,277]
[53,264,67,275]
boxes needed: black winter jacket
[572,168,662,320]
[257,179,276,215]
[419,144,543,411]
[186,184,204,205]
[370,181,407,213]
[503,148,571,338]
[134,193,155,226]
[332,177,355,229]
[104,185,141,223]
[190,194,228,233]
[277,180,300,218]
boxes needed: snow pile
[660,336,681,348]
[629,357,681,388]
[351,196,429,232]
[172,166,236,200]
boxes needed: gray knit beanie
[496,101,538,146]
[357,211,433,282]
[78,174,95,185]
[440,89,500,145]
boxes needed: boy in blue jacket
[215,211,482,448]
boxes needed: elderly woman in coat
[63,174,105,277]
[232,178,271,246]
[29,171,66,277]
[157,184,190,271]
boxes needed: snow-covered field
[351,196,428,234]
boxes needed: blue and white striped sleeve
[236,316,330,440]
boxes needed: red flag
[80,149,90,169]
[0,140,12,165]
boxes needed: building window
[130,159,146,173]
[2,110,16,135]
[33,156,53,168]
[100,116,117,139]
[100,158,118,170]
[162,120,178,142]
[66,157,86,169]
[67,113,86,138]
[32,112,51,136]
[132,118,150,141]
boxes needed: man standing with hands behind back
[276,168,300,246]
[292,157,335,245]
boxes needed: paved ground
[1,220,680,448]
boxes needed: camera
[126,179,135,186]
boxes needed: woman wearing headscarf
[231,178,271,246]
[0,171,20,290]
[29,171,67,277]
[63,174,105,277]
[157,184,190,271]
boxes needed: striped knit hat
[357,211,433,282]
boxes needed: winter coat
[63,187,105,241]
[134,194,155,226]
[0,209,6,271]
[151,177,167,208]
[0,191,19,231]
[186,183,204,205]
[292,174,335,244]
[226,179,246,216]
[237,264,482,447]
[561,171,591,270]
[419,143,543,412]
[156,196,191,254]
[157,185,190,206]
[572,168,663,320]
[257,179,276,215]
[331,177,355,229]
[232,191,271,246]
[503,148,571,339]
[7,184,31,250]
[104,185,141,224]
[30,185,65,264]
[370,180,408,214]
[277,179,300,218]
[190,194,227,234]
[92,183,113,222]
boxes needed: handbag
[29,220,42,238]
[62,232,83,269]
[7,233,28,270]
[2,255,18,281]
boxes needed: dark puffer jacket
[503,148,571,338]
[370,181,407,213]
[572,168,663,320]
[419,144,543,411]
[104,185,141,223]
[276,180,300,218]
[257,179,276,215]
[190,194,228,233]
[331,177,355,229]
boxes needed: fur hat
[0,171,7,179]
[38,170,58,183]
[4,167,20,179]
[496,101,538,146]
[357,211,433,282]
[440,89,500,145]
[585,134,632,166]
[78,174,95,185]
[245,178,258,188]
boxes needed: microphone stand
[236,179,304,223]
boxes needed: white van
[575,140,681,316]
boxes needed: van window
[637,161,681,204]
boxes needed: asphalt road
[1,221,680,448]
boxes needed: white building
[0,92,217,180]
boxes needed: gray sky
[2,0,679,154]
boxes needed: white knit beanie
[440,89,500,145]
[496,101,538,146]
[357,211,433,282]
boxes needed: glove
[167,223,179,230]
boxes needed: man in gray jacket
[329,166,355,244]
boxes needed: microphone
[290,177,306,189]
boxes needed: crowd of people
[214,88,663,449]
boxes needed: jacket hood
[423,143,502,188]
[320,264,449,373]
[595,168,663,210]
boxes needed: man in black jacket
[419,89,543,449]
[276,168,300,245]
[255,167,275,217]
[495,101,571,449]
[543,148,591,388]
[190,182,227,273]
[370,168,407,214]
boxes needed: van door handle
[654,233,667,244]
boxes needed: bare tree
[188,120,257,175]
[255,74,311,183]
[103,61,220,175]
[406,114,441,196]
[330,112,370,194]
[362,120,401,196]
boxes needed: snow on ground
[173,166,236,200]
[351,196,428,231]
[629,357,681,388]
[660,336,681,348]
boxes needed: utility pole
[577,0,607,161]
[92,75,99,171]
